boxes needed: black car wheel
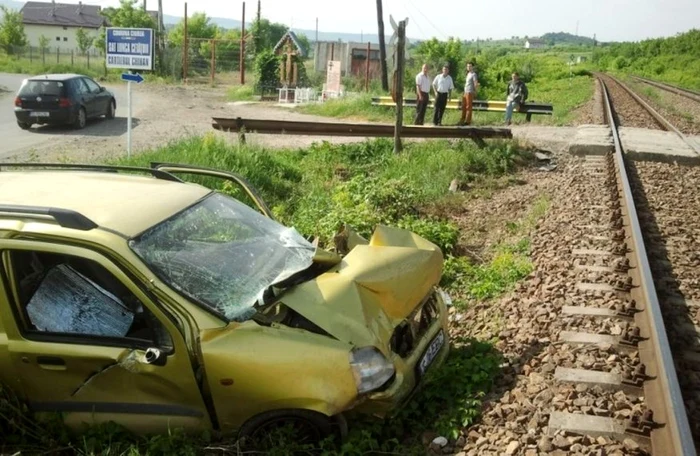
[17,121,32,130]
[73,107,87,130]
[238,409,339,451]
[105,99,116,119]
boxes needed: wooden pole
[376,0,389,92]
[393,20,405,154]
[330,42,334,61]
[365,41,371,92]
[240,2,246,84]
[211,40,216,85]
[183,2,188,82]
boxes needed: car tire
[17,121,32,130]
[237,409,340,450]
[73,107,87,130]
[105,99,116,119]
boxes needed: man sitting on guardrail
[415,64,431,125]
[505,72,528,126]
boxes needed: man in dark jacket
[505,72,528,125]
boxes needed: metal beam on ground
[211,118,512,144]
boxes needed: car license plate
[418,329,445,377]
[29,112,50,117]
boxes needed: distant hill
[541,32,596,46]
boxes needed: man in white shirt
[459,62,479,126]
[414,63,431,125]
[432,64,454,126]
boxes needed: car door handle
[37,356,67,370]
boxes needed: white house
[20,1,107,50]
[524,39,546,50]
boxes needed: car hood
[278,225,444,348]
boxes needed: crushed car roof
[0,171,211,237]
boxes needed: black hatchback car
[14,74,116,130]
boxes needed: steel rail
[211,117,513,139]
[600,73,700,156]
[599,77,697,456]
[632,76,700,103]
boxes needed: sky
[77,0,699,42]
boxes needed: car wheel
[17,121,32,130]
[105,99,116,119]
[238,409,340,450]
[73,107,87,129]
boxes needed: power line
[404,0,448,39]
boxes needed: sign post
[106,27,153,158]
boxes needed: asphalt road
[0,72,141,159]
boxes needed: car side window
[83,78,101,94]
[72,79,88,95]
[7,250,172,350]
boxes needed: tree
[94,0,155,53]
[168,12,218,47]
[0,5,28,54]
[76,28,92,55]
[38,34,50,50]
[249,18,287,54]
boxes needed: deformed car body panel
[279,225,444,347]
[199,322,358,431]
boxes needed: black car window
[83,78,101,94]
[71,78,89,95]
[18,80,64,97]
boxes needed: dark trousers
[414,91,429,125]
[433,92,448,125]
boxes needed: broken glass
[130,193,316,322]
[26,264,134,337]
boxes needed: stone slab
[547,411,627,438]
[569,125,614,156]
[559,331,619,346]
[555,367,622,388]
[619,127,700,165]
[563,306,619,318]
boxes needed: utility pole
[157,0,163,74]
[576,20,579,36]
[183,2,188,82]
[393,20,406,154]
[240,2,246,85]
[143,0,147,11]
[315,17,318,43]
[376,0,389,92]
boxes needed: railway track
[632,77,700,104]
[546,74,698,455]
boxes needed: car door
[0,241,212,434]
[82,77,108,117]
[72,78,95,117]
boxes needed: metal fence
[3,45,103,71]
[182,38,244,85]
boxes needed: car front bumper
[352,289,451,417]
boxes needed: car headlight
[349,347,395,394]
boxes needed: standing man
[432,64,454,126]
[459,62,479,126]
[414,64,431,125]
[505,72,528,125]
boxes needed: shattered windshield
[129,193,315,322]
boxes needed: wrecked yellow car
[0,163,450,442]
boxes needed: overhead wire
[403,0,448,40]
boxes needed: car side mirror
[144,347,167,366]
[99,86,105,93]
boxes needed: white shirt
[433,74,454,93]
[415,72,431,93]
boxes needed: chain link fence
[181,38,244,85]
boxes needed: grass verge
[2,136,546,455]
[297,75,593,127]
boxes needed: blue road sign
[121,73,145,84]
[106,28,154,71]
